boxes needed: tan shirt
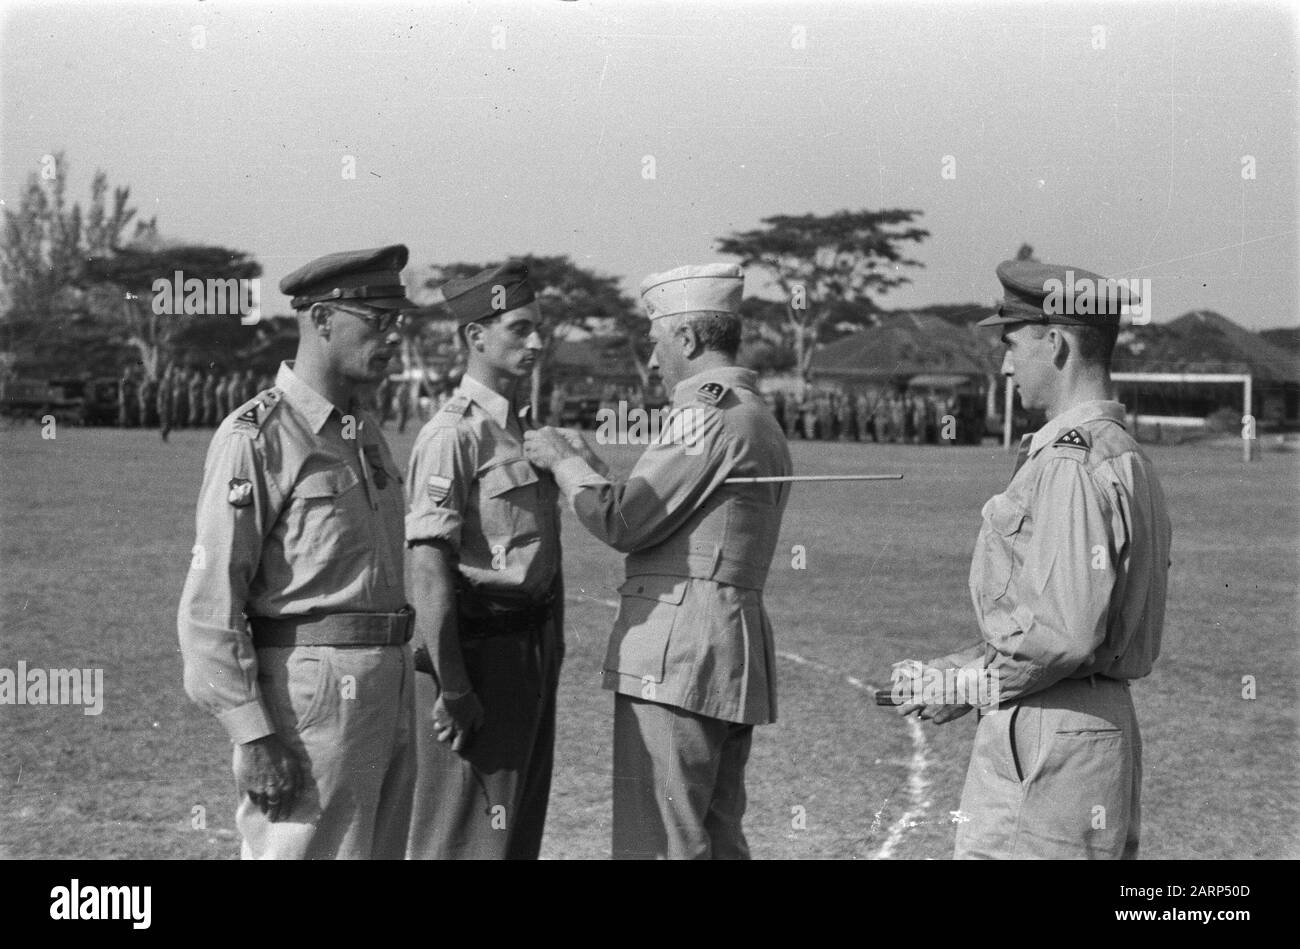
[970,399,1172,704]
[405,374,560,602]
[551,367,792,724]
[176,362,407,744]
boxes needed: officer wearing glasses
[177,244,417,859]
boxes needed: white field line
[566,593,932,858]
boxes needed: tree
[0,153,157,375]
[84,244,262,380]
[421,254,644,413]
[716,209,929,391]
[1015,243,1036,261]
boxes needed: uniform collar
[458,373,526,431]
[1028,399,1126,457]
[671,365,757,406]
[275,361,357,435]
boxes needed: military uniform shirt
[969,400,1172,704]
[550,366,792,724]
[405,374,560,601]
[177,362,407,744]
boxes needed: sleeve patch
[227,478,254,507]
[426,474,452,504]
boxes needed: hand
[234,733,302,822]
[889,658,974,726]
[554,427,608,473]
[901,701,974,725]
[523,427,578,470]
[432,689,485,753]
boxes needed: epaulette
[1052,427,1090,452]
[693,381,730,408]
[431,393,471,427]
[231,387,284,436]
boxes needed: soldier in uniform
[188,368,205,428]
[404,259,563,860]
[202,368,219,427]
[116,367,133,428]
[856,392,873,442]
[525,263,792,860]
[895,259,1171,859]
[212,371,228,424]
[156,365,174,440]
[169,367,186,431]
[177,244,417,859]
[138,369,157,429]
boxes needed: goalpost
[1000,372,1256,461]
[1111,372,1255,462]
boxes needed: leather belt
[458,595,554,640]
[249,608,414,648]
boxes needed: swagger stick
[723,474,903,484]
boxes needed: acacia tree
[85,244,262,380]
[716,209,929,393]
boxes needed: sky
[2,0,1297,329]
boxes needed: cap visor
[976,313,1024,327]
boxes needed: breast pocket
[980,494,1027,600]
[478,457,542,543]
[286,465,362,563]
[604,576,689,684]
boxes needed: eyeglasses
[331,303,407,334]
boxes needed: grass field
[2,421,1297,859]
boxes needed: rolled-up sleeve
[176,427,278,744]
[405,425,473,550]
[984,457,1119,702]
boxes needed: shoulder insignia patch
[231,387,283,435]
[1053,428,1089,450]
[696,381,727,407]
[426,474,452,504]
[432,394,470,426]
[227,478,254,507]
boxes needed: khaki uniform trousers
[406,617,562,860]
[954,676,1142,859]
[236,644,416,860]
[612,694,754,860]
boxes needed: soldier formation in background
[113,366,311,439]
[767,386,955,444]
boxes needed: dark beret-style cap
[280,244,417,310]
[438,259,536,326]
[977,259,1138,328]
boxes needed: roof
[1114,310,1300,385]
[810,312,1001,380]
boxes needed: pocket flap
[618,576,688,604]
[482,458,539,498]
[985,494,1027,535]
[295,466,359,499]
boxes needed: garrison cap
[977,259,1137,328]
[640,263,744,320]
[439,259,536,326]
[280,244,417,310]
